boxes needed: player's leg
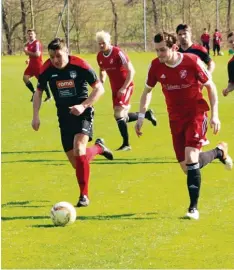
[127,109,157,126]
[87,138,113,161]
[217,44,221,55]
[23,71,35,101]
[184,147,200,220]
[207,43,210,55]
[213,43,216,56]
[114,106,131,150]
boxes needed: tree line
[2,0,233,55]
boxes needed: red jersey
[146,53,210,121]
[97,46,134,91]
[201,33,210,43]
[26,39,43,66]
[213,32,222,45]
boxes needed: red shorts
[112,84,134,108]
[24,64,42,79]
[169,112,208,162]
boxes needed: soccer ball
[50,201,76,226]
[220,52,224,56]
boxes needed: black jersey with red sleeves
[228,56,234,83]
[178,43,211,65]
[37,55,98,113]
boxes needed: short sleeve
[145,62,158,88]
[195,58,210,85]
[83,68,99,87]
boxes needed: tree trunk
[151,0,159,31]
[110,0,118,46]
[29,0,35,29]
[21,0,27,43]
[226,0,232,33]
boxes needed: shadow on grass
[2,212,159,223]
[1,200,51,208]
[2,150,62,155]
[2,158,178,165]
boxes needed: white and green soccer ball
[50,201,76,226]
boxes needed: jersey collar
[102,46,113,57]
[165,52,183,68]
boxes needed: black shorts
[59,107,94,152]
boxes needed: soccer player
[135,32,233,220]
[176,24,215,74]
[176,24,215,146]
[200,28,210,54]
[223,31,234,97]
[213,29,222,56]
[31,38,114,207]
[23,29,51,102]
[96,30,157,151]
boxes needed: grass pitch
[1,52,234,269]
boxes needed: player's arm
[99,68,107,84]
[135,85,153,137]
[223,61,234,96]
[69,68,105,116]
[25,41,41,57]
[207,59,215,74]
[32,72,47,131]
[121,61,135,90]
[204,80,220,134]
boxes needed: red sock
[75,155,90,196]
[86,144,103,162]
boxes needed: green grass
[2,52,234,269]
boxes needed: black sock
[116,118,129,146]
[127,112,138,123]
[186,163,201,210]
[199,148,223,169]
[25,81,35,93]
[44,85,51,98]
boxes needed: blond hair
[96,30,111,44]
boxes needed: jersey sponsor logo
[51,74,58,78]
[163,83,191,90]
[179,69,187,79]
[70,70,77,79]
[56,80,75,89]
[110,58,114,64]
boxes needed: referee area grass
[1,52,234,269]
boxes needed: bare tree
[151,0,159,31]
[21,0,27,43]
[109,0,118,45]
[2,1,24,54]
[29,0,35,29]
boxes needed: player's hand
[209,116,221,134]
[117,88,126,97]
[135,118,144,137]
[69,105,85,116]
[32,117,40,131]
[24,48,29,55]
[222,88,230,96]
[25,59,29,65]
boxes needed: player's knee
[23,76,28,84]
[73,142,86,156]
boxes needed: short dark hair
[48,38,67,51]
[227,32,234,39]
[215,29,218,32]
[176,24,191,34]
[204,28,207,31]
[27,29,35,33]
[154,32,177,48]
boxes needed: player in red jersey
[135,32,233,220]
[32,38,114,207]
[23,29,51,102]
[96,30,157,151]
[213,29,222,56]
[200,28,210,54]
[223,31,234,96]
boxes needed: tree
[109,0,118,45]
[2,0,24,54]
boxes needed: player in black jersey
[176,24,215,74]
[31,38,113,207]
[223,31,234,97]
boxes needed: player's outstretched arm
[32,90,43,131]
[207,59,215,74]
[135,86,153,137]
[99,69,107,84]
[205,81,221,134]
